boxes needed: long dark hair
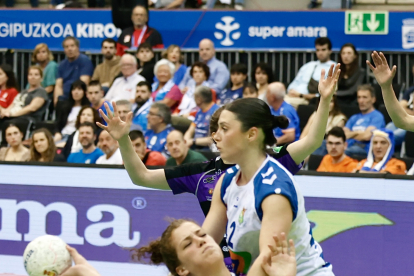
[30,128,56,162]
[68,80,90,107]
[338,43,359,79]
[75,106,102,129]
[224,98,289,148]
[0,64,18,90]
[251,63,274,85]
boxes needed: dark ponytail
[225,98,289,148]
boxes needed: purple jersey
[164,145,302,216]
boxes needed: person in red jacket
[116,5,164,56]
[0,64,19,110]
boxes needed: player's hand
[318,63,341,100]
[366,51,397,88]
[261,232,296,276]
[97,102,132,141]
[59,246,101,276]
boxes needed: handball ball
[23,235,72,276]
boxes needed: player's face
[214,110,248,164]
[131,137,146,160]
[87,86,103,106]
[5,126,23,147]
[372,136,389,161]
[33,132,49,154]
[357,90,375,113]
[315,44,332,63]
[326,135,346,158]
[99,131,118,155]
[172,222,223,275]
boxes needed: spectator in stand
[177,61,211,117]
[152,59,183,111]
[148,0,186,9]
[67,122,104,164]
[163,44,187,86]
[116,5,164,56]
[115,100,132,122]
[242,83,258,98]
[136,42,156,85]
[336,43,366,105]
[30,128,66,162]
[184,86,219,149]
[266,82,300,145]
[180,39,229,93]
[344,84,385,157]
[205,0,244,10]
[30,43,58,95]
[86,81,113,124]
[166,130,207,166]
[286,37,335,108]
[252,63,274,102]
[129,130,166,166]
[96,130,123,165]
[0,64,18,110]
[61,106,102,159]
[300,95,346,155]
[91,38,121,93]
[0,124,30,161]
[105,54,145,103]
[145,102,174,157]
[0,66,48,147]
[316,127,358,173]
[385,80,414,147]
[354,129,406,175]
[54,36,94,104]
[132,81,153,131]
[54,80,90,144]
[219,63,247,105]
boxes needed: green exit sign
[345,11,389,35]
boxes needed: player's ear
[176,266,189,276]
[247,127,259,142]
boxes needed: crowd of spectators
[0,5,413,176]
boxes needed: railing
[4,49,414,90]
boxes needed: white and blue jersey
[221,156,333,276]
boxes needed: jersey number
[228,221,236,248]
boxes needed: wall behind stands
[1,163,414,276]
[2,10,414,51]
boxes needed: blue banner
[1,10,414,51]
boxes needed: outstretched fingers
[366,60,376,72]
[288,239,295,257]
[96,121,108,131]
[66,245,87,265]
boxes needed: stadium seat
[396,157,414,172]
[297,104,315,132]
[404,131,414,158]
[308,154,324,171]
[378,104,392,125]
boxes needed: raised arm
[97,102,170,190]
[287,63,341,165]
[367,51,414,131]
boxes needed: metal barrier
[6,49,414,90]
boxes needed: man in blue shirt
[67,122,104,164]
[54,36,94,104]
[184,86,220,149]
[145,102,174,157]
[266,82,300,145]
[344,84,385,157]
[131,81,153,132]
[219,63,247,105]
[179,39,230,93]
[86,80,113,125]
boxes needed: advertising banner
[1,164,414,275]
[1,10,414,51]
